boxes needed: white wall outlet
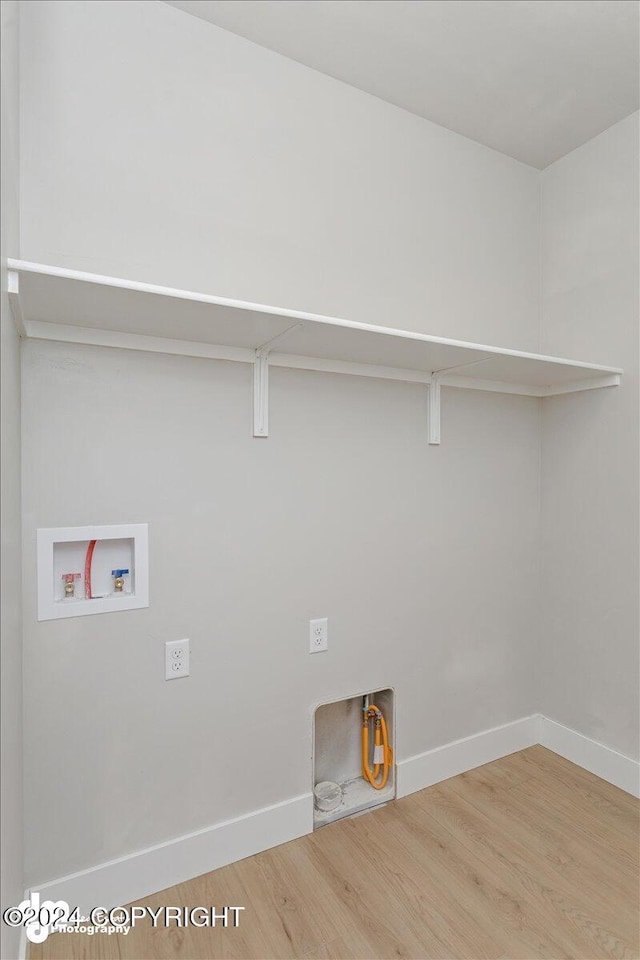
[309,618,328,654]
[165,639,190,680]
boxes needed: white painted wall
[540,113,639,761]
[1,2,24,956]
[22,342,540,884]
[14,0,639,905]
[17,0,545,889]
[19,0,540,351]
[40,0,640,899]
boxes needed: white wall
[1,2,23,957]
[14,0,639,904]
[540,113,639,761]
[19,0,540,350]
[22,342,540,884]
[24,0,631,895]
[18,1,545,888]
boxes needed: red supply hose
[84,539,97,599]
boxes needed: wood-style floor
[32,746,640,960]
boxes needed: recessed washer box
[37,523,149,621]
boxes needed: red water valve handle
[61,572,81,598]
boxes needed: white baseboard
[538,715,640,798]
[29,792,313,915]
[396,714,539,798]
[26,713,638,920]
[396,713,640,800]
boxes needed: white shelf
[8,259,622,442]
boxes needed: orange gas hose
[362,704,392,791]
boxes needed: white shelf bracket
[428,376,441,445]
[7,270,27,338]
[252,321,304,438]
[428,355,492,445]
[253,349,269,438]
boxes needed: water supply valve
[61,572,81,598]
[111,569,129,593]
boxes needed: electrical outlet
[309,618,328,654]
[165,639,190,680]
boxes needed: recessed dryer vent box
[37,523,149,621]
[313,687,395,828]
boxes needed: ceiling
[164,0,639,168]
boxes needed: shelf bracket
[7,270,27,338]
[253,349,269,438]
[428,376,441,445]
[252,321,304,437]
[428,355,493,445]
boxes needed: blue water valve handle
[112,569,130,593]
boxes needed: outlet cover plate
[165,639,190,680]
[309,618,328,654]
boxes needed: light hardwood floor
[32,746,640,960]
